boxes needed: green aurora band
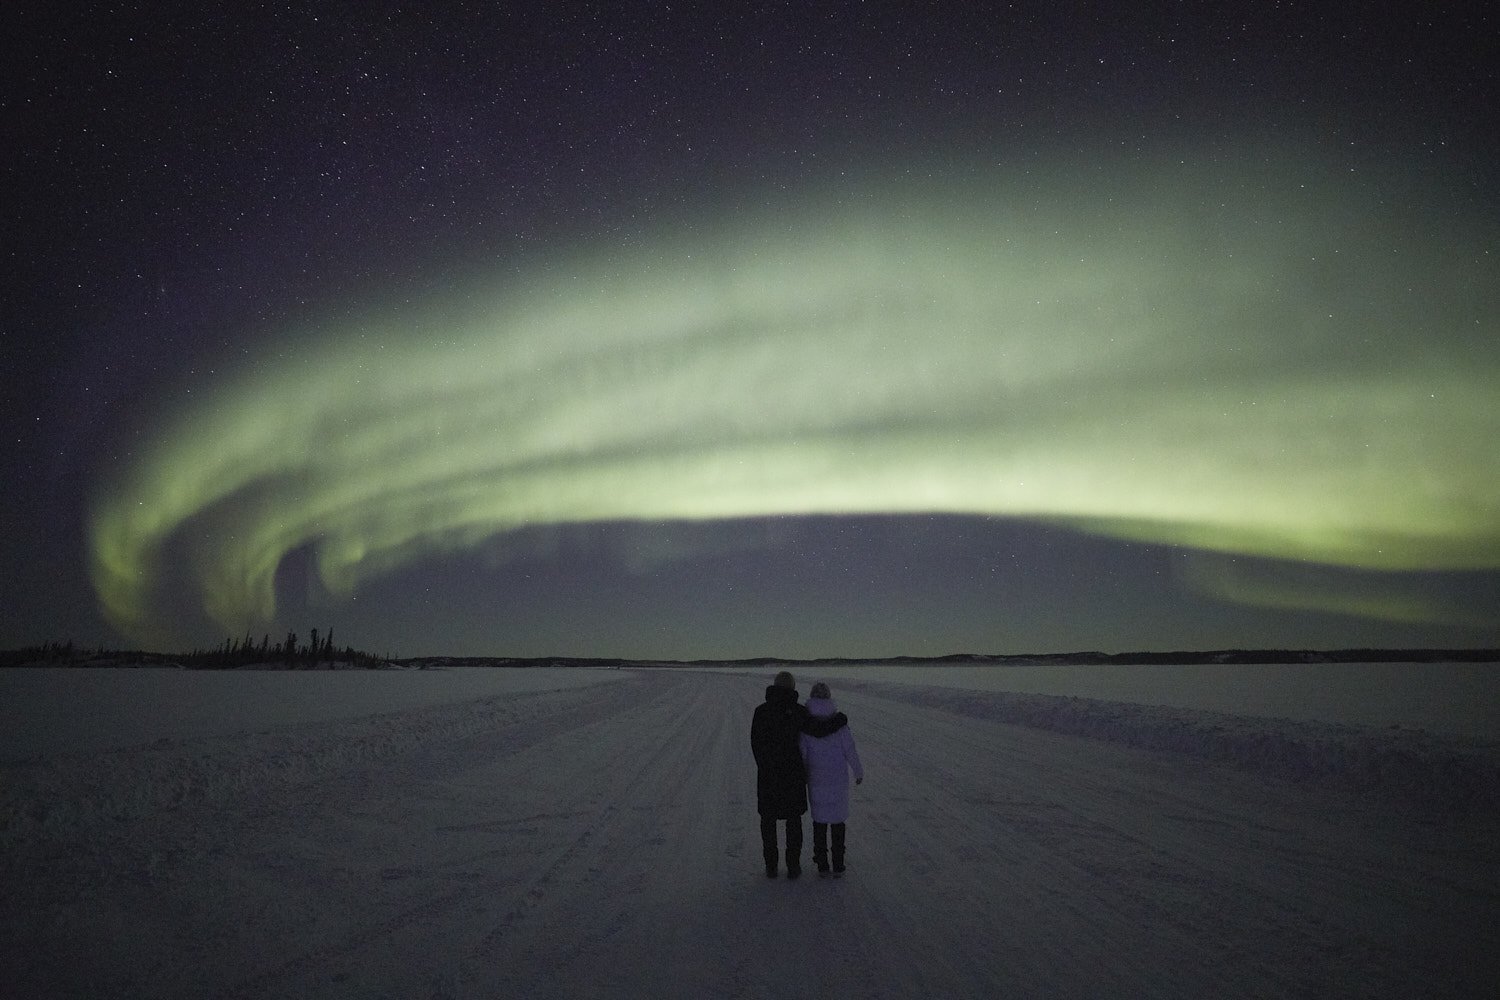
[89,155,1500,643]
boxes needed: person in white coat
[799,682,864,876]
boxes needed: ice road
[4,669,1497,998]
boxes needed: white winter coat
[799,697,864,823]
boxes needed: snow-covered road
[5,669,1497,998]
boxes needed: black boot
[812,822,830,875]
[831,822,846,875]
[785,847,801,880]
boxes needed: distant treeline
[1,631,391,669]
[3,643,1495,670]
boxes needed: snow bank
[0,674,632,847]
[0,665,625,760]
[842,678,1500,813]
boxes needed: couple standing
[750,672,865,879]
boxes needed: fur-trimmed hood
[803,697,846,737]
[805,696,838,718]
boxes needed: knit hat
[774,671,796,689]
[810,681,831,699]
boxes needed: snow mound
[846,679,1500,813]
[0,679,630,846]
[0,664,626,759]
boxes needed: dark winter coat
[751,686,847,818]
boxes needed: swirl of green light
[89,154,1500,642]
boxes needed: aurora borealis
[8,4,1499,655]
[87,153,1499,645]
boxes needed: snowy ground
[0,665,627,759]
[4,668,1498,998]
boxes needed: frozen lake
[5,660,1495,765]
[694,661,1500,740]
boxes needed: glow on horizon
[88,153,1500,643]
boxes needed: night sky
[5,3,1498,659]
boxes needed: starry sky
[5,2,1498,659]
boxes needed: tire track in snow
[457,671,761,998]
[222,670,688,999]
[836,682,1500,998]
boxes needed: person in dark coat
[751,671,846,878]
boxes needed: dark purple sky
[5,3,1498,657]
